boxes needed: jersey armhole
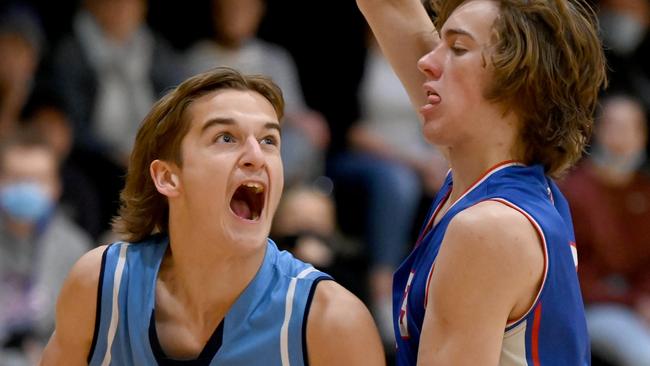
[301,276,333,366]
[487,198,549,331]
[87,244,111,363]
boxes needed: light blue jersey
[88,234,331,365]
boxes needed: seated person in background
[272,186,339,269]
[0,130,90,365]
[46,0,184,235]
[0,6,43,139]
[20,90,103,240]
[560,94,650,366]
[41,67,384,365]
[272,185,368,296]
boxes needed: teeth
[252,213,260,220]
[243,182,264,193]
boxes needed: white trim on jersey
[281,266,318,366]
[398,271,416,339]
[439,162,524,228]
[570,242,578,268]
[101,243,130,366]
[489,198,549,329]
[500,321,528,366]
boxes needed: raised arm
[40,245,107,365]
[357,0,437,110]
[307,281,386,365]
[417,201,545,365]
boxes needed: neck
[160,226,266,318]
[442,106,523,201]
[444,145,522,203]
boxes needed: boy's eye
[451,46,467,55]
[261,136,279,146]
[215,133,235,143]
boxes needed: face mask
[591,143,646,176]
[599,10,647,56]
[0,181,53,223]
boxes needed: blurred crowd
[0,0,649,365]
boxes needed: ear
[150,159,181,198]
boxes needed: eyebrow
[443,28,476,42]
[200,117,281,134]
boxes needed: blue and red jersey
[393,162,589,365]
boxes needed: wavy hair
[430,0,607,177]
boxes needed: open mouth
[230,182,265,221]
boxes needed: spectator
[0,5,43,139]
[560,94,650,365]
[20,89,103,240]
[46,0,184,232]
[598,0,650,113]
[0,130,90,365]
[272,184,371,319]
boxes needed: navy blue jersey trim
[149,309,224,365]
[87,244,111,363]
[302,276,334,366]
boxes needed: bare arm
[40,245,107,365]
[417,201,545,365]
[307,281,386,365]
[357,0,437,110]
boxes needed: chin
[422,129,444,147]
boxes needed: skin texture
[40,89,384,365]
[358,0,546,364]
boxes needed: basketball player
[40,67,385,365]
[357,0,606,364]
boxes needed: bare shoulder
[440,199,545,318]
[306,280,385,366]
[416,201,545,363]
[446,200,543,261]
[58,244,107,309]
[40,245,108,365]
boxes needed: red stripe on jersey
[415,160,523,247]
[489,198,549,329]
[423,263,435,308]
[532,303,542,366]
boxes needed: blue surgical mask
[591,143,646,176]
[0,182,53,223]
[599,10,647,56]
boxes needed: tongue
[428,94,441,104]
[231,198,252,220]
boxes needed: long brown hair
[430,0,607,177]
[112,67,284,243]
